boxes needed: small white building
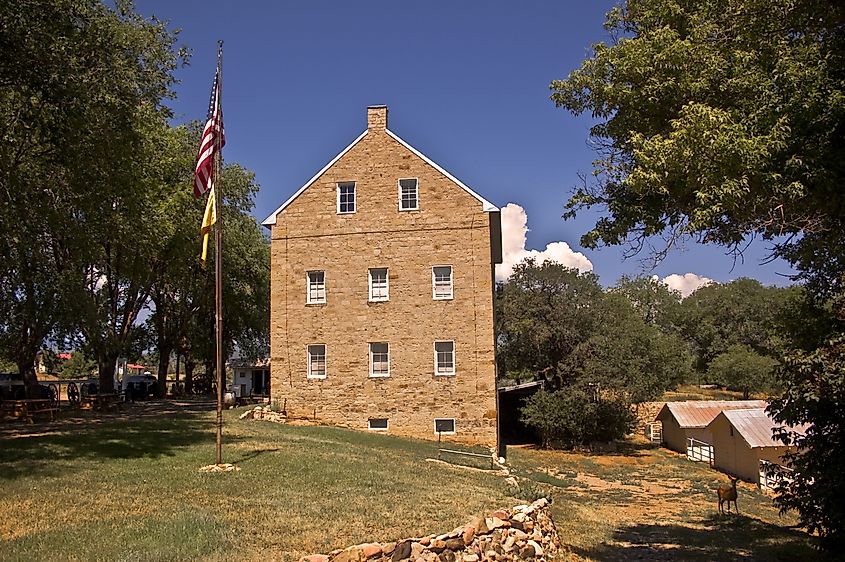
[706,408,807,486]
[230,359,270,397]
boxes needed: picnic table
[80,393,122,412]
[0,399,58,423]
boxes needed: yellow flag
[201,185,216,264]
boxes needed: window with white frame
[434,418,456,434]
[434,341,455,375]
[337,182,356,213]
[368,268,389,301]
[399,178,418,211]
[368,418,389,431]
[432,266,453,300]
[307,344,326,379]
[369,342,390,377]
[307,271,326,304]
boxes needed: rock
[428,539,447,553]
[410,542,424,558]
[392,540,412,561]
[362,543,382,559]
[462,526,475,545]
[491,509,510,520]
[444,538,464,551]
[511,530,528,542]
[462,555,479,562]
[488,517,508,530]
[526,540,543,557]
[438,550,456,562]
[531,498,548,509]
[419,537,431,546]
[484,551,497,560]
[332,547,364,562]
[511,512,526,523]
[381,542,396,556]
[299,556,329,562]
[519,544,536,559]
[468,516,488,535]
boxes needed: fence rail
[686,437,714,466]
[759,459,793,490]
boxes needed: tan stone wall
[267,116,497,446]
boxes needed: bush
[520,388,634,448]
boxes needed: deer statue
[717,475,739,515]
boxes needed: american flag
[194,57,225,198]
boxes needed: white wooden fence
[686,437,714,466]
[759,459,793,490]
[645,422,662,444]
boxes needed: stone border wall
[298,499,560,562]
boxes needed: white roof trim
[385,128,498,212]
[261,130,369,225]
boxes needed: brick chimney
[367,105,388,130]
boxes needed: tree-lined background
[0,0,269,396]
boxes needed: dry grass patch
[507,440,826,561]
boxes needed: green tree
[565,292,691,402]
[497,259,604,383]
[677,278,788,371]
[707,344,778,398]
[521,388,634,448]
[0,0,185,394]
[610,275,682,331]
[58,351,97,380]
[769,337,845,548]
[551,0,844,544]
[551,0,844,279]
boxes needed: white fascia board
[261,130,370,226]
[385,128,498,212]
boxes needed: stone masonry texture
[267,106,499,446]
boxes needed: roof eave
[261,130,370,227]
[385,128,498,212]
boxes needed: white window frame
[368,268,389,302]
[369,342,390,378]
[337,181,356,214]
[307,344,327,379]
[306,270,326,304]
[398,177,419,211]
[432,265,453,300]
[368,418,389,431]
[433,418,456,435]
[434,340,455,376]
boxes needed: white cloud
[496,203,593,281]
[660,273,715,298]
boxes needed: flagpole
[213,40,224,466]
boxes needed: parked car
[125,375,157,401]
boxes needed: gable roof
[656,400,768,428]
[709,408,809,449]
[261,126,497,226]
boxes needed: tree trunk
[157,344,172,398]
[184,357,195,394]
[18,357,39,399]
[98,357,117,394]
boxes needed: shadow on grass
[571,514,822,562]
[0,401,221,480]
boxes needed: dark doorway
[498,381,544,446]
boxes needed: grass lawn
[0,400,825,561]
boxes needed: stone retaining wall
[298,498,560,562]
[632,401,664,435]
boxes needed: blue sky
[137,0,796,290]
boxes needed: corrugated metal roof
[717,408,809,449]
[659,400,768,428]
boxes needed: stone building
[262,106,502,446]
